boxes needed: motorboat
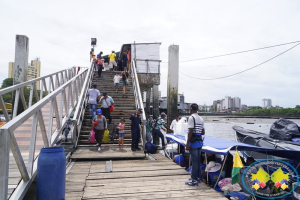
[233,125,300,160]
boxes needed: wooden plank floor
[71,145,146,160]
[65,154,226,200]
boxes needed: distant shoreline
[179,113,300,119]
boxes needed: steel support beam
[0,129,10,200]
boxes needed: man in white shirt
[170,114,180,132]
[87,84,100,122]
[113,72,121,92]
[99,92,114,124]
[185,103,205,186]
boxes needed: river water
[202,116,300,141]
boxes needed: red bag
[93,119,100,126]
[109,105,115,112]
[105,99,114,112]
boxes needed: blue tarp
[166,134,300,160]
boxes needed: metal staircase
[78,71,136,146]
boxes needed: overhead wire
[179,42,300,80]
[161,40,300,63]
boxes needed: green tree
[1,78,13,88]
[296,105,300,109]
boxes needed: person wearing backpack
[96,57,104,78]
[87,84,100,122]
[92,109,107,151]
[185,103,205,186]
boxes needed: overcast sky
[1,0,299,108]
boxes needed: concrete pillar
[146,87,151,116]
[152,85,159,118]
[14,35,29,85]
[167,45,179,127]
[13,35,29,115]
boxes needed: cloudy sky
[1,0,299,108]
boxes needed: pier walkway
[64,71,224,199]
[65,153,226,200]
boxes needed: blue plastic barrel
[37,147,66,200]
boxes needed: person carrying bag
[92,109,107,151]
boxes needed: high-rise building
[224,96,231,109]
[220,99,225,111]
[8,62,14,78]
[8,58,41,90]
[262,99,272,108]
[214,96,241,111]
[233,97,241,109]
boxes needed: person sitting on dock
[202,161,222,185]
[129,108,143,151]
[185,103,205,186]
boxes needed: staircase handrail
[71,59,94,147]
[0,68,88,200]
[131,59,146,150]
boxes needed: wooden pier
[65,151,226,200]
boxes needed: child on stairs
[118,118,126,150]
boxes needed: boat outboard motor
[269,118,300,141]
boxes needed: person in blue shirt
[185,103,205,186]
[129,108,143,151]
[99,92,114,124]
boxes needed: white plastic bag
[174,118,188,137]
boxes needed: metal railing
[131,59,146,150]
[0,66,89,200]
[0,67,80,123]
[71,60,94,148]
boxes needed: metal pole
[0,129,10,200]
[205,153,208,185]
[214,154,228,188]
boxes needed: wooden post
[167,45,179,127]
[152,85,159,119]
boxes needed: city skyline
[8,58,41,90]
